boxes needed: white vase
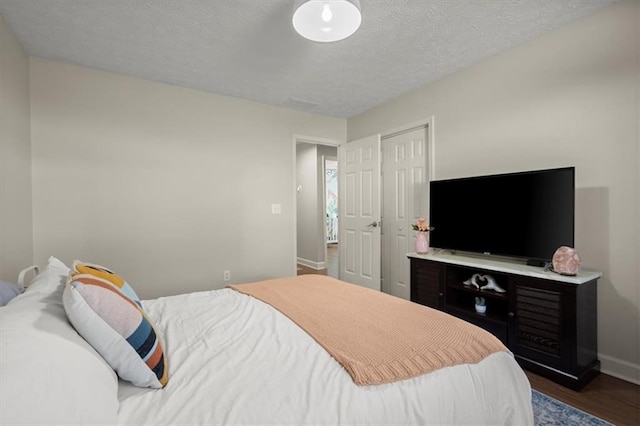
[475,304,487,314]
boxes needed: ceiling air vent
[284,97,319,110]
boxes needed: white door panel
[382,128,428,299]
[339,135,381,291]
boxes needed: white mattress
[117,288,533,425]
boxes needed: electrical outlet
[223,270,231,281]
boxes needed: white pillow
[21,256,70,296]
[0,257,119,425]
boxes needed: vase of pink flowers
[412,217,434,254]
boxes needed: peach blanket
[229,275,507,386]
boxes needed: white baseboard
[599,353,640,385]
[297,257,326,270]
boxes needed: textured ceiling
[0,0,616,118]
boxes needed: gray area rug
[532,389,612,426]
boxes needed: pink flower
[412,217,433,232]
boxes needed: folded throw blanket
[229,275,507,386]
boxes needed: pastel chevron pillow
[63,272,169,388]
[72,260,143,307]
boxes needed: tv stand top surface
[408,251,602,285]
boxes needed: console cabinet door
[508,277,570,370]
[410,259,444,309]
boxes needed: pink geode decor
[552,246,581,276]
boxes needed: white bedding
[117,288,533,425]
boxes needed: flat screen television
[429,167,575,264]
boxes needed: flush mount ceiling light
[292,0,362,43]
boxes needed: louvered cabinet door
[410,259,444,309]
[508,277,569,370]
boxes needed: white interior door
[338,135,381,291]
[381,128,428,299]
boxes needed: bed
[0,257,533,425]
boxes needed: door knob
[367,221,379,228]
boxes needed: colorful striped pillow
[72,260,143,308]
[63,272,169,388]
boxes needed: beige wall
[349,1,640,383]
[0,13,33,282]
[29,58,346,298]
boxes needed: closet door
[381,127,428,300]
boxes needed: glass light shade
[292,0,362,43]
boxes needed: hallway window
[326,160,338,243]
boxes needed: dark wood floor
[526,370,639,425]
[297,256,640,425]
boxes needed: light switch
[271,203,281,214]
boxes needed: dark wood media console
[409,252,602,390]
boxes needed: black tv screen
[429,167,575,263]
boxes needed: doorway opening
[294,136,341,279]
